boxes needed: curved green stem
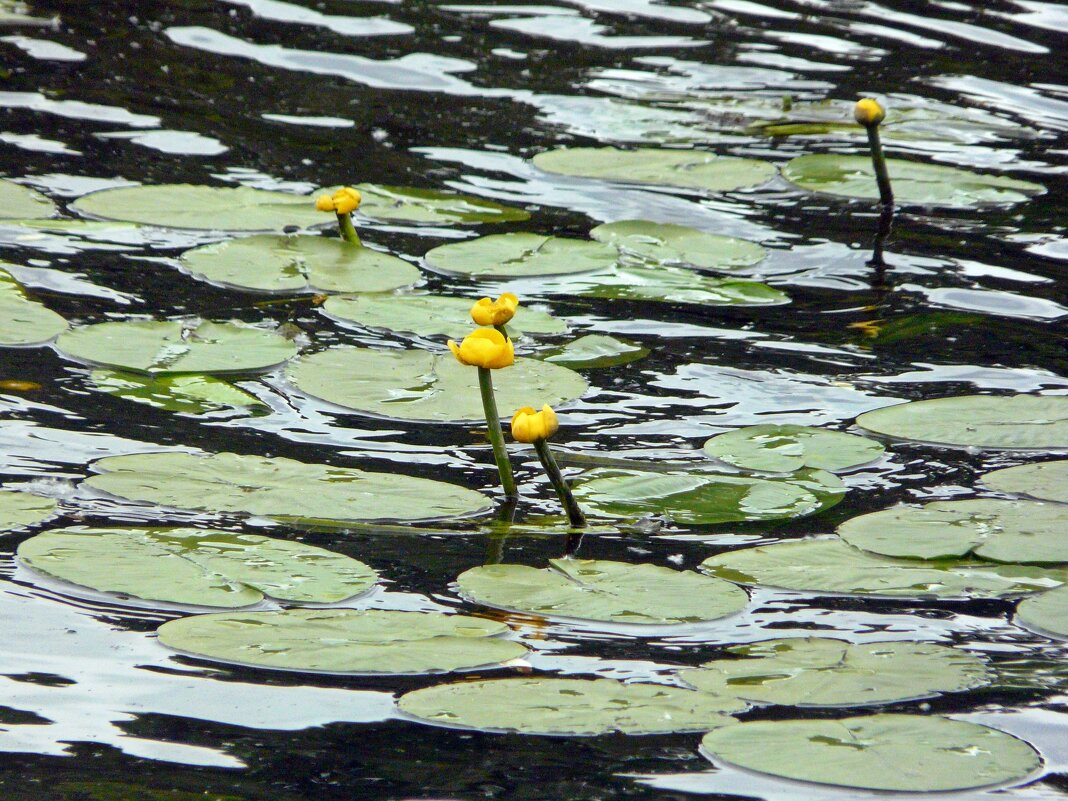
[864,123,894,208]
[336,212,361,245]
[493,323,509,338]
[478,367,517,498]
[534,438,586,529]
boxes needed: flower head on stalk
[471,293,519,327]
[510,404,559,444]
[854,98,886,127]
[315,186,362,215]
[448,328,514,369]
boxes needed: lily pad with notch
[984,460,1068,503]
[590,220,766,272]
[0,489,56,532]
[424,233,618,279]
[543,335,648,369]
[90,369,268,415]
[0,178,55,219]
[0,266,67,345]
[354,183,530,224]
[703,424,884,473]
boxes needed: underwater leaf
[543,335,648,369]
[90,370,268,415]
[0,266,66,345]
[983,460,1068,503]
[682,638,991,706]
[399,677,745,735]
[56,320,298,375]
[0,178,56,219]
[1017,586,1068,639]
[590,220,765,272]
[456,558,748,625]
[0,489,56,531]
[703,424,884,473]
[552,263,788,306]
[354,183,530,224]
[18,526,377,606]
[424,233,618,278]
[700,714,1040,791]
[157,608,527,674]
[83,451,491,524]
[856,395,1068,449]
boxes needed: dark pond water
[1,0,1068,799]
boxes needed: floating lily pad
[157,608,527,674]
[0,266,66,345]
[18,526,377,606]
[424,233,618,278]
[532,147,777,192]
[399,677,745,735]
[573,468,844,525]
[71,184,326,231]
[700,715,1040,792]
[322,293,567,340]
[856,395,1068,449]
[703,424,884,473]
[84,451,491,524]
[287,347,587,423]
[179,234,420,293]
[0,178,55,219]
[700,538,1068,599]
[456,559,748,625]
[56,320,298,375]
[546,264,789,306]
[838,499,1068,564]
[91,370,268,415]
[543,335,647,369]
[984,460,1068,503]
[0,489,56,531]
[682,638,990,706]
[590,220,765,272]
[354,184,530,224]
[1017,586,1068,638]
[783,155,1044,208]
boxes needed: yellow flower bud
[854,98,886,127]
[447,328,515,369]
[315,194,335,212]
[471,292,519,327]
[315,186,362,214]
[511,404,559,444]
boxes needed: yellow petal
[315,194,335,212]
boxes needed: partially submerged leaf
[703,424,884,473]
[1017,585,1068,639]
[0,178,55,219]
[355,183,530,224]
[0,488,56,532]
[543,335,648,369]
[984,460,1068,503]
[0,266,66,345]
[552,263,788,306]
[590,220,765,272]
[91,370,268,415]
[424,233,618,278]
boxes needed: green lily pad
[399,677,745,735]
[456,559,748,625]
[783,154,1044,208]
[56,320,299,375]
[90,370,268,415]
[984,460,1068,503]
[547,264,789,306]
[83,451,491,524]
[18,526,377,606]
[700,715,1040,792]
[700,538,1068,599]
[838,499,1068,564]
[682,638,991,707]
[71,184,326,231]
[543,335,648,369]
[287,347,587,423]
[703,424,884,473]
[424,233,618,279]
[590,220,766,272]
[532,147,777,192]
[179,234,420,294]
[157,608,527,674]
[573,468,845,525]
[0,266,66,345]
[856,395,1068,449]
[1017,586,1068,638]
[322,293,567,340]
[354,184,530,224]
[0,489,56,531]
[0,178,55,219]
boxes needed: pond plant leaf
[1017,586,1068,639]
[700,538,1068,599]
[573,467,844,525]
[532,147,778,192]
[681,638,991,706]
[156,608,527,674]
[783,154,1044,208]
[90,370,268,415]
[354,184,530,224]
[456,559,748,625]
[424,233,618,278]
[543,335,648,369]
[56,320,299,375]
[179,234,420,294]
[837,499,1068,564]
[399,677,745,735]
[700,714,1041,791]
[590,220,766,272]
[0,489,56,531]
[984,460,1068,503]
[0,178,56,219]
[702,424,884,473]
[553,263,788,306]
[71,184,327,231]
[0,267,67,345]
[287,347,587,423]
[17,526,377,606]
[323,293,567,340]
[83,451,492,524]
[855,395,1068,449]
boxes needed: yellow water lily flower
[315,186,362,215]
[447,328,514,369]
[511,404,559,443]
[471,292,519,327]
[854,98,886,127]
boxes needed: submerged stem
[534,438,586,529]
[478,367,517,498]
[864,123,894,208]
[337,212,361,245]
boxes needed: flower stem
[336,212,361,245]
[477,367,517,498]
[534,438,586,529]
[864,123,894,208]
